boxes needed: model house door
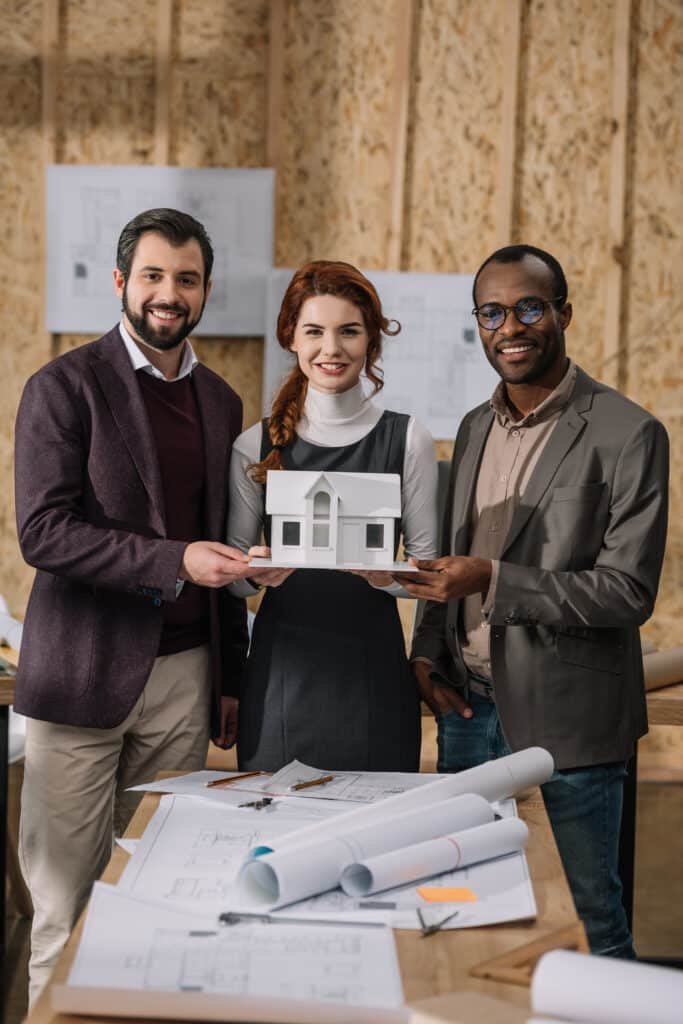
[341,522,362,564]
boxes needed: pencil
[289,774,335,791]
[205,770,265,789]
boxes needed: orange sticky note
[417,886,478,903]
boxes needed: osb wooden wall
[2,0,681,655]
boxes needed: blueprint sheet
[263,268,498,439]
[56,882,405,1022]
[118,794,536,930]
[118,795,335,907]
[128,762,442,805]
[46,165,274,335]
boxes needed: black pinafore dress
[237,410,421,772]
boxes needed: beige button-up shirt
[462,360,578,682]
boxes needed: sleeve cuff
[482,559,500,617]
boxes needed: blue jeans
[437,693,635,958]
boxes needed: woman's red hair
[250,261,400,482]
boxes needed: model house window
[312,490,331,547]
[313,491,330,517]
[282,521,301,546]
[312,524,330,547]
[366,523,384,549]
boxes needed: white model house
[265,470,401,567]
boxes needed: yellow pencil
[205,770,266,789]
[289,774,335,791]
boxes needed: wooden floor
[4,762,682,1023]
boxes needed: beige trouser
[19,645,211,1005]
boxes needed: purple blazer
[13,327,248,729]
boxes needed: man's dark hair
[116,208,214,285]
[472,244,568,307]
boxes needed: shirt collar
[490,359,577,427]
[118,322,198,382]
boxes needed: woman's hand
[247,545,294,588]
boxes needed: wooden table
[27,784,586,1022]
[647,682,683,726]
[619,680,683,928]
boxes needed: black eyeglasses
[472,295,565,331]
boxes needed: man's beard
[122,285,205,352]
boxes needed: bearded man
[14,208,254,1000]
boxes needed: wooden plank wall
[1,0,681,650]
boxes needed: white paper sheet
[263,268,498,439]
[118,795,345,911]
[128,764,442,806]
[56,883,405,1022]
[127,769,357,816]
[118,790,535,931]
[239,793,495,909]
[115,838,140,855]
[340,817,529,896]
[277,812,536,932]
[46,165,274,335]
[260,761,442,802]
[250,748,554,856]
[530,949,683,1024]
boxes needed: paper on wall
[263,268,498,440]
[46,165,274,336]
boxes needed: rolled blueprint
[251,747,554,858]
[239,792,494,909]
[340,817,528,897]
[643,646,683,691]
[531,950,683,1024]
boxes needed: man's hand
[179,542,252,587]
[394,556,492,603]
[213,696,238,749]
[413,660,472,719]
[246,546,294,588]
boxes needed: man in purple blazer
[14,208,254,1000]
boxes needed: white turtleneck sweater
[227,382,439,598]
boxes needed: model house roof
[265,470,401,517]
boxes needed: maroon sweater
[137,371,209,655]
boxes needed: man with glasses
[399,244,669,959]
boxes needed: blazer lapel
[193,366,230,540]
[91,331,166,533]
[501,374,593,557]
[450,408,494,554]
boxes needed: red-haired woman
[228,261,438,772]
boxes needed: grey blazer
[14,328,248,730]
[412,367,669,770]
